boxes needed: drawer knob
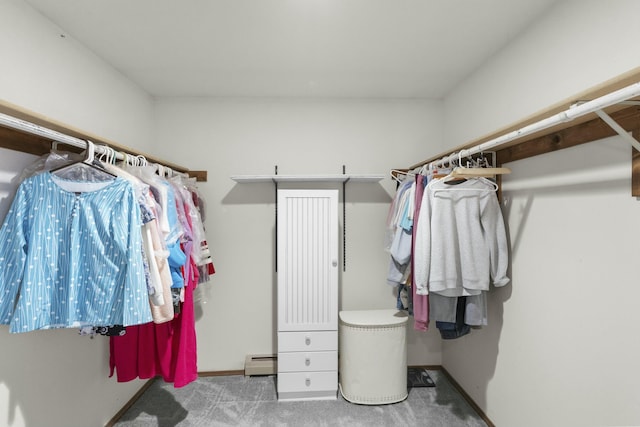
[305,377,311,386]
[305,357,311,366]
[305,336,311,346]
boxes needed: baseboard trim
[198,369,245,377]
[418,366,495,427]
[107,367,494,427]
[409,364,442,371]
[104,378,156,427]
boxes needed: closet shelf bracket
[594,109,640,152]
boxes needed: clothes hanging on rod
[385,173,429,331]
[0,144,214,387]
[0,169,149,332]
[410,173,429,332]
[386,76,640,336]
[385,176,414,286]
[108,153,213,388]
[385,165,510,337]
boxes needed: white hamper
[338,309,408,404]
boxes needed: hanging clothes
[385,173,430,331]
[429,293,487,327]
[102,162,175,323]
[434,296,471,339]
[0,171,151,332]
[109,271,198,388]
[109,177,202,388]
[185,181,215,282]
[385,176,415,287]
[414,177,510,297]
[387,169,510,336]
[410,173,429,331]
[412,175,509,338]
[0,146,213,387]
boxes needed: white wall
[444,0,640,147]
[442,1,640,426]
[0,1,155,427]
[151,97,444,370]
[8,0,640,425]
[0,0,154,150]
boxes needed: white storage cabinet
[276,189,339,401]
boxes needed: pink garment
[109,200,200,388]
[411,174,429,331]
[109,253,199,388]
[171,256,199,387]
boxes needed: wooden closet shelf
[231,174,384,183]
[395,67,640,197]
[0,99,208,182]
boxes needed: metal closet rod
[430,81,640,168]
[0,110,187,173]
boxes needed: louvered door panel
[277,190,338,332]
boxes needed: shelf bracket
[342,165,350,272]
[274,165,278,273]
[595,109,640,198]
[594,109,640,152]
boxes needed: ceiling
[24,0,560,99]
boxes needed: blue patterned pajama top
[0,172,152,333]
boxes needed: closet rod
[0,111,93,153]
[429,81,640,169]
[0,110,203,179]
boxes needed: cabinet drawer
[277,371,337,394]
[278,331,337,352]
[278,351,337,373]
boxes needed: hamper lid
[339,309,408,327]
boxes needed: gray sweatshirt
[414,177,510,297]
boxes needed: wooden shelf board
[231,174,384,183]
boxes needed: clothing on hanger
[414,177,510,298]
[386,166,510,337]
[410,173,429,332]
[0,171,151,332]
[50,140,118,182]
[0,144,213,387]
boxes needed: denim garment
[435,296,471,339]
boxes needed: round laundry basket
[338,309,408,405]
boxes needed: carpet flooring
[112,370,488,427]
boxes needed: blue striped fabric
[0,172,152,333]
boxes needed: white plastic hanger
[50,139,116,180]
[434,176,499,192]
